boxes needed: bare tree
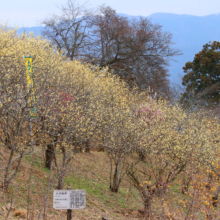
[42,3,181,95]
[85,5,181,95]
[41,0,92,61]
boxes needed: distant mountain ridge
[17,26,43,36]
[17,12,220,84]
[150,13,220,84]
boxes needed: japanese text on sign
[53,190,86,210]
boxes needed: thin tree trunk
[3,153,23,192]
[212,185,220,207]
[181,172,191,194]
[57,175,64,190]
[45,137,57,170]
[3,148,14,190]
[143,199,151,218]
[57,147,66,190]
[110,165,119,192]
[109,156,126,193]
[84,140,90,153]
[127,169,153,218]
[42,160,53,220]
[45,143,54,169]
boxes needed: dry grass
[0,146,144,220]
[14,208,27,218]
[3,145,213,219]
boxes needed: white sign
[53,190,86,209]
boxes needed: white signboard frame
[53,190,86,210]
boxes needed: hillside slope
[0,147,144,220]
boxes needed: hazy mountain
[148,13,220,84]
[17,13,220,84]
[17,26,43,36]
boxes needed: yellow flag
[24,56,36,117]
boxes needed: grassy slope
[0,147,143,220]
[1,146,214,219]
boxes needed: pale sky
[1,0,220,27]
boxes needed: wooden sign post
[53,188,86,220]
[67,188,72,220]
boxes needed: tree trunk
[127,169,152,217]
[57,175,64,189]
[84,140,90,153]
[143,198,151,218]
[138,149,145,161]
[110,181,119,193]
[181,173,191,194]
[212,186,220,207]
[110,164,121,193]
[2,151,24,192]
[2,179,9,192]
[45,143,55,169]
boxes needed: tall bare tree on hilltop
[42,0,92,61]
[86,5,180,96]
[42,1,181,97]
